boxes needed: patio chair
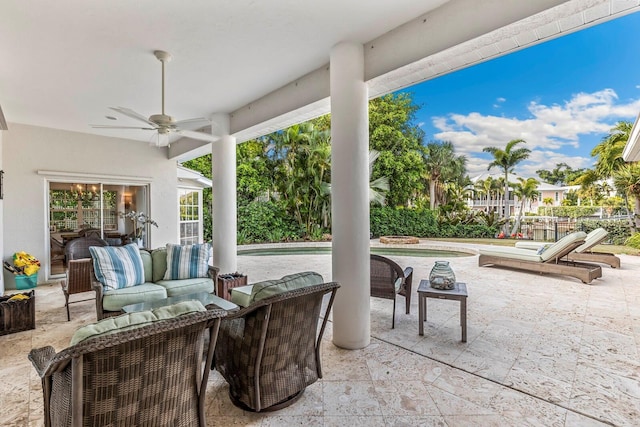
[370,254,413,329]
[515,227,620,268]
[215,279,339,412]
[478,230,602,284]
[28,302,226,427]
[61,236,108,321]
[50,236,66,265]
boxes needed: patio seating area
[1,240,638,426]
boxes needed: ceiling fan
[91,50,219,147]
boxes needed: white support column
[330,42,370,349]
[211,113,237,274]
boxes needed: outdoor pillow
[164,243,211,280]
[90,243,145,291]
[70,300,206,345]
[536,244,551,255]
[250,271,324,304]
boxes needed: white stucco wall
[0,130,4,294]
[2,124,180,288]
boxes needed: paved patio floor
[1,240,638,426]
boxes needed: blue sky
[404,10,640,179]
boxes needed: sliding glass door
[48,181,150,277]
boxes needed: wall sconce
[0,170,3,200]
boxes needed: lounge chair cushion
[155,276,214,297]
[575,227,608,253]
[70,300,206,345]
[478,246,543,262]
[539,231,587,262]
[90,244,146,291]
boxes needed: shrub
[576,219,633,245]
[236,200,302,243]
[625,232,640,249]
[370,207,497,238]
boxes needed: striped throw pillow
[164,243,211,280]
[89,244,146,291]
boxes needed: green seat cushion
[237,272,324,307]
[102,283,168,312]
[70,300,206,345]
[230,285,254,307]
[155,277,214,297]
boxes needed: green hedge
[537,206,599,218]
[237,200,302,244]
[576,219,633,245]
[370,207,497,238]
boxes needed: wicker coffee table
[122,291,238,314]
[418,280,467,342]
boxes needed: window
[179,189,202,245]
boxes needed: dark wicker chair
[214,281,339,412]
[29,308,226,427]
[50,236,66,265]
[370,254,413,329]
[65,236,108,261]
[61,236,108,321]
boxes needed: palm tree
[542,197,554,216]
[510,177,539,235]
[591,121,633,178]
[423,141,467,210]
[613,162,640,230]
[483,139,531,226]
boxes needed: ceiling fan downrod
[151,50,173,126]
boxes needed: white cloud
[432,89,640,177]
[496,97,506,103]
[417,121,425,128]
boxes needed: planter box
[216,274,248,301]
[0,290,36,336]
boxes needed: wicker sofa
[92,245,218,320]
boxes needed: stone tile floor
[1,240,638,426]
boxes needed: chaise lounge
[478,231,602,284]
[515,227,620,268]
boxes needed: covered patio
[2,240,638,425]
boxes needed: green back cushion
[140,250,153,282]
[164,243,211,280]
[151,248,168,282]
[89,244,145,291]
[250,271,324,304]
[70,300,206,345]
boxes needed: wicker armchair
[370,254,413,329]
[61,236,108,321]
[214,281,339,412]
[29,308,226,427]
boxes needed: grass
[423,237,640,255]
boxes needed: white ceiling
[1,0,638,154]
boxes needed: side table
[418,280,467,342]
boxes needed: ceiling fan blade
[175,117,210,128]
[91,125,156,130]
[110,107,158,127]
[175,129,220,143]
